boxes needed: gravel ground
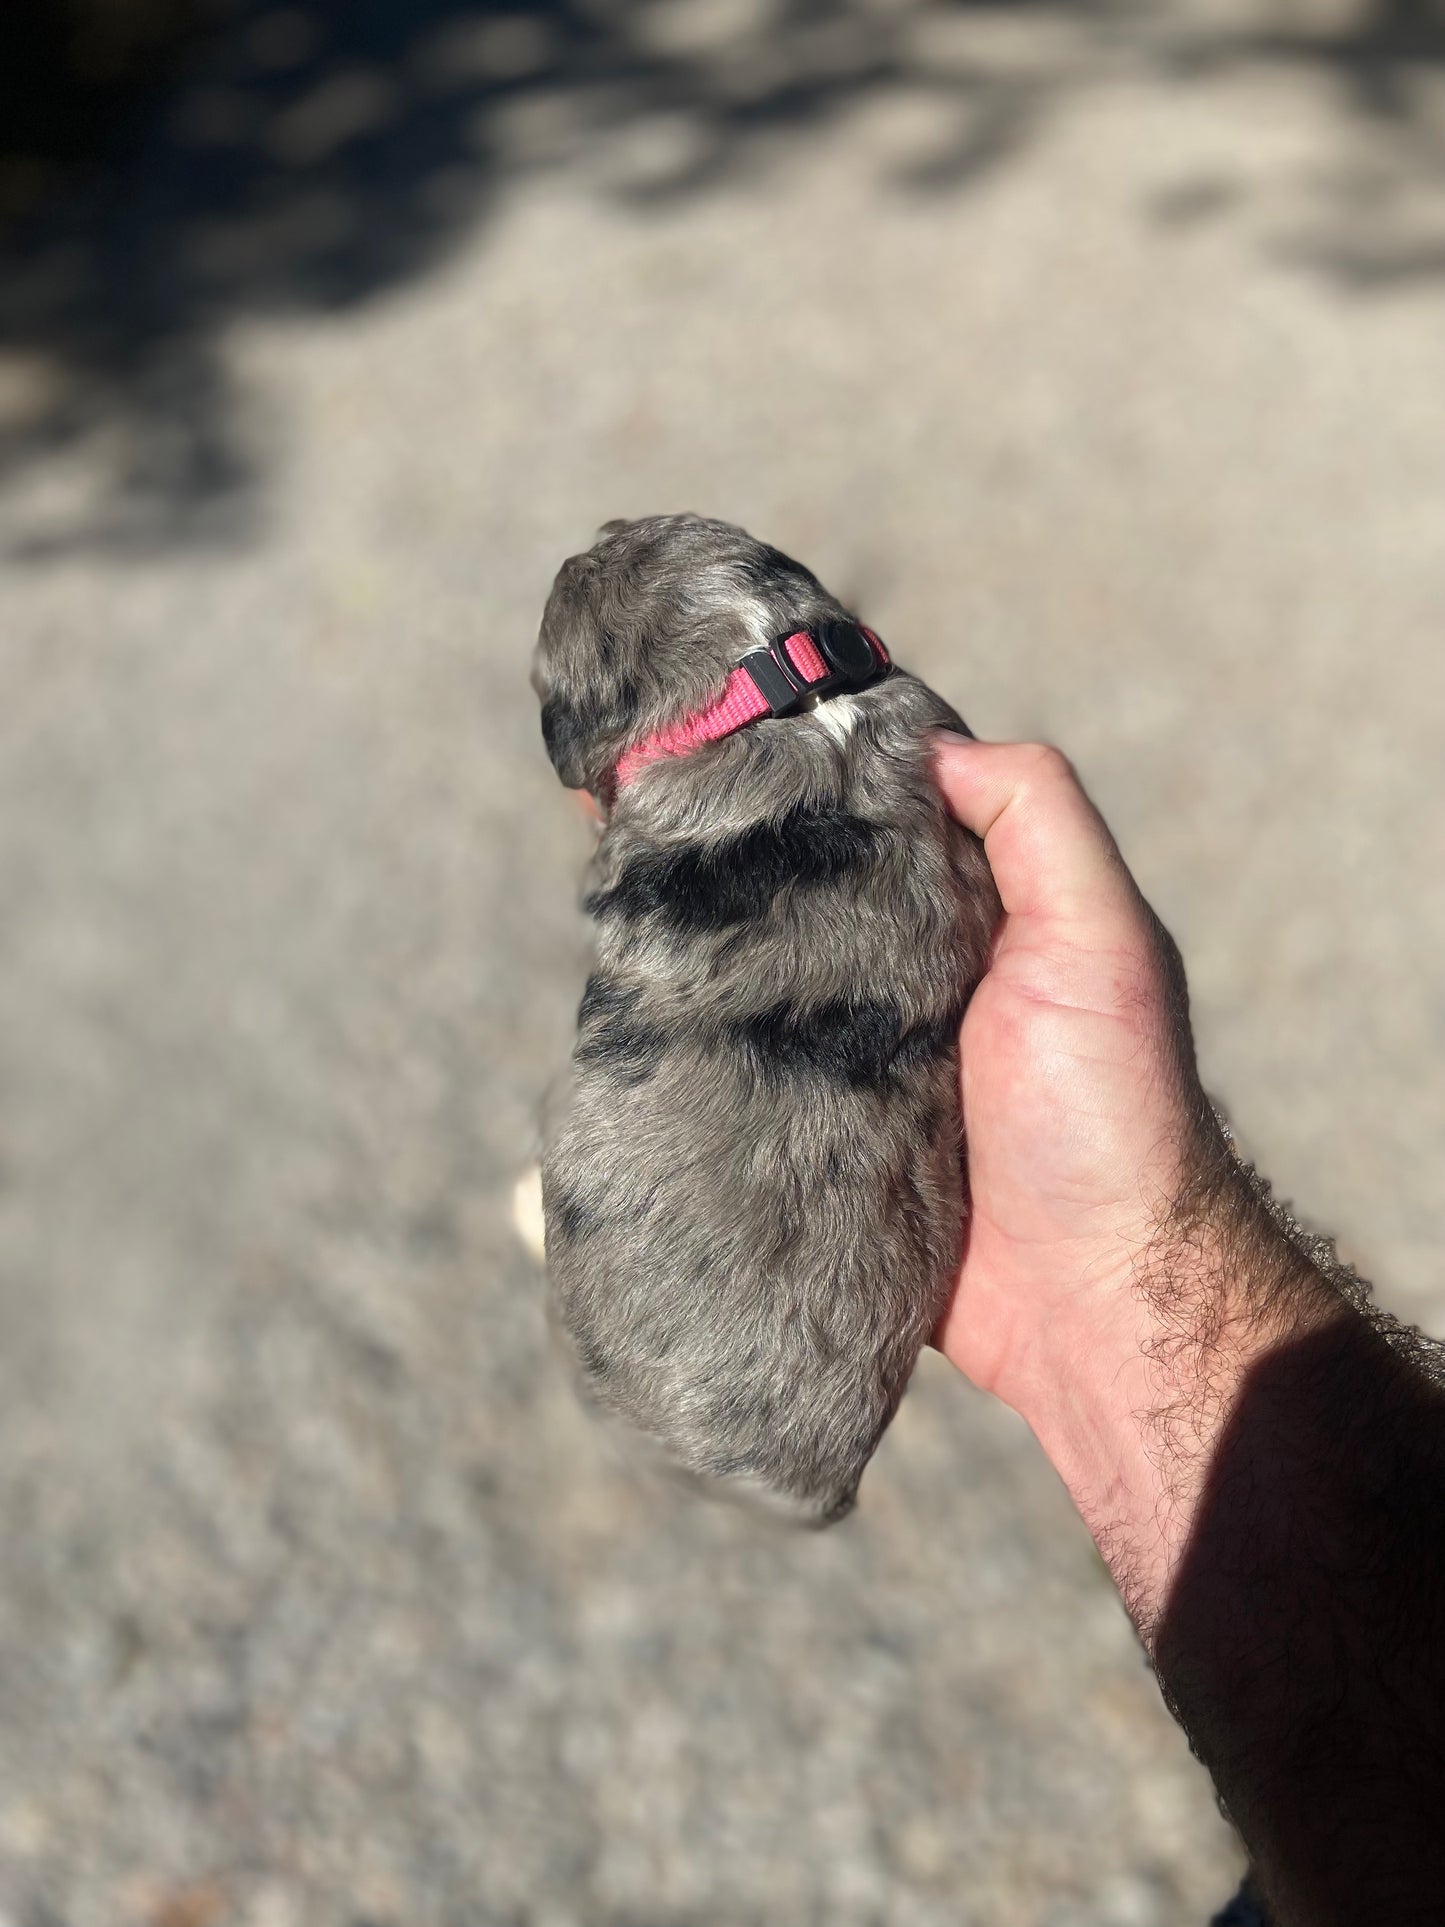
[2,4,1443,1924]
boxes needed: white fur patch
[808,694,861,746]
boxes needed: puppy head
[532,513,846,796]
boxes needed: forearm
[1022,1167,1445,1925]
[1013,1163,1339,1625]
[1158,1306,1445,1924]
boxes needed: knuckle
[1018,742,1076,790]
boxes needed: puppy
[533,514,999,1524]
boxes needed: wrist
[1001,1164,1341,1635]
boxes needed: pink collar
[614,621,890,791]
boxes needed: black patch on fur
[576,972,625,1027]
[540,693,585,779]
[549,1185,601,1243]
[541,677,640,785]
[738,544,818,593]
[575,973,668,1084]
[729,999,957,1092]
[586,805,882,932]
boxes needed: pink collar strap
[614,620,891,790]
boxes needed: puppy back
[544,667,997,1521]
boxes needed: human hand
[932,737,1212,1391]
[930,736,1307,1615]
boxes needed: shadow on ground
[1,0,1443,555]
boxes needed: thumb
[932,735,1142,932]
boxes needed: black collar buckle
[738,620,890,719]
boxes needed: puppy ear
[539,691,594,791]
[536,540,643,792]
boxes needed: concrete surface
[2,2,1443,1923]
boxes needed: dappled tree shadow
[1,0,1443,555]
[1165,0,1445,287]
[0,0,1114,554]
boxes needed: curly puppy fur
[534,514,999,1524]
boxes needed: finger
[931,735,1141,928]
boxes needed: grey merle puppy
[534,514,999,1524]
